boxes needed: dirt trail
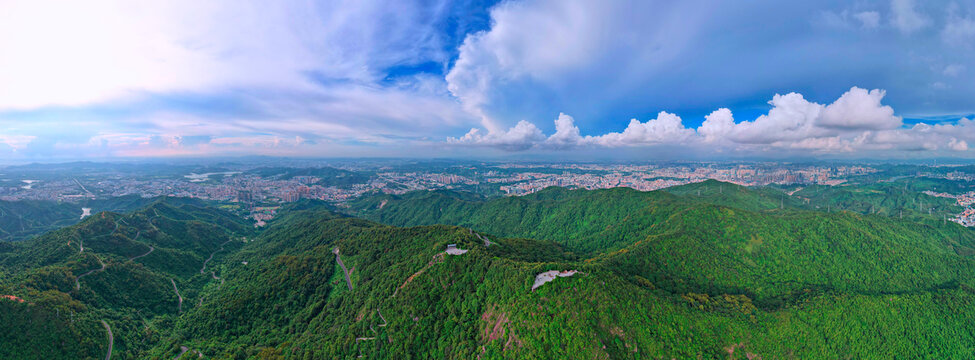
[377,309,388,327]
[333,247,353,291]
[175,346,188,359]
[201,238,234,274]
[469,229,496,247]
[128,244,154,261]
[171,279,183,314]
[393,252,444,297]
[101,320,113,360]
[76,256,107,290]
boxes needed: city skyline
[1,0,974,160]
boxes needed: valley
[3,176,975,358]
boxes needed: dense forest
[0,195,156,242]
[4,180,975,358]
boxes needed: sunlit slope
[148,206,975,359]
[792,182,961,220]
[350,186,688,253]
[0,198,252,359]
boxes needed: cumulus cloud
[818,88,901,130]
[950,138,969,151]
[698,108,735,143]
[544,113,585,149]
[448,120,545,151]
[448,86,974,156]
[723,92,825,144]
[587,112,695,147]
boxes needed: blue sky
[1,0,974,160]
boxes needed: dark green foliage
[0,198,252,359]
[7,182,975,359]
[0,195,157,242]
[793,182,960,220]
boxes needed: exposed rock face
[531,270,578,291]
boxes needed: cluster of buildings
[491,164,872,195]
[1,163,882,205]
[924,190,975,227]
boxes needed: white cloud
[446,86,975,156]
[587,112,695,147]
[890,0,930,34]
[854,11,881,29]
[445,0,700,131]
[0,134,36,150]
[0,0,458,111]
[698,108,735,143]
[818,87,901,130]
[944,64,966,76]
[545,113,585,149]
[724,92,825,144]
[448,120,545,151]
[949,138,969,151]
[942,14,975,45]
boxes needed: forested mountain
[0,198,252,359]
[791,182,961,220]
[5,182,975,358]
[0,195,155,242]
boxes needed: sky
[1,0,974,161]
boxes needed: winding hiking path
[76,256,106,290]
[333,247,353,291]
[101,320,113,360]
[201,238,234,274]
[171,279,183,314]
[128,244,154,261]
[469,229,496,247]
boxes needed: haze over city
[1,0,974,161]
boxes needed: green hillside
[142,202,975,359]
[663,179,804,211]
[0,198,252,359]
[792,182,961,220]
[0,195,155,242]
[5,186,975,358]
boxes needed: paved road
[333,247,353,291]
[101,320,113,360]
[76,256,106,290]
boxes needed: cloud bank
[449,86,973,156]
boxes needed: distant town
[7,160,975,226]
